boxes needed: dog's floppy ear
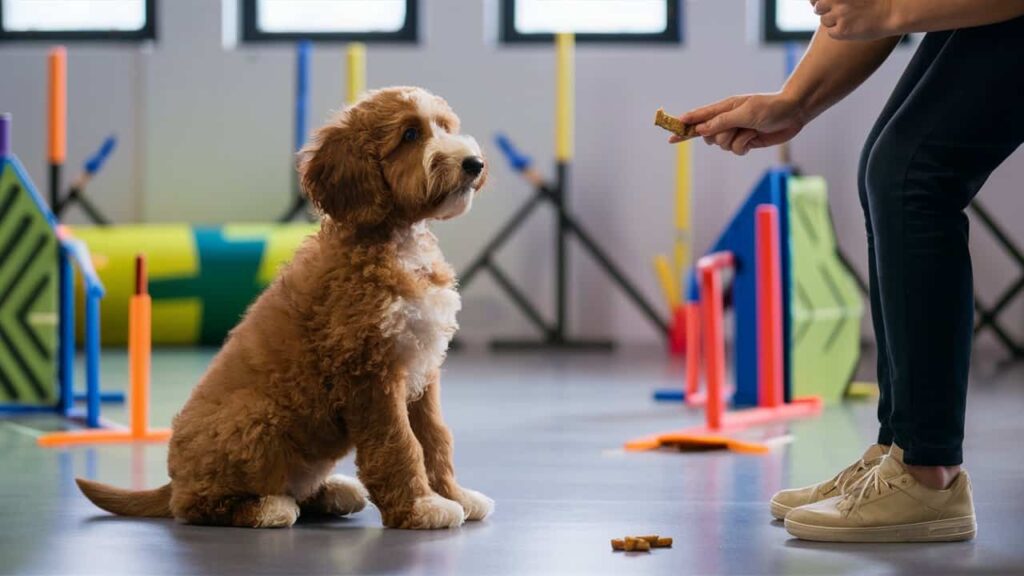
[298,114,392,227]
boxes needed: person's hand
[673,93,806,156]
[811,0,900,40]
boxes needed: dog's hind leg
[300,475,368,517]
[171,492,300,528]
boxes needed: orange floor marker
[38,255,172,447]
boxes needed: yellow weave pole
[653,254,680,311]
[673,139,693,280]
[555,33,574,162]
[346,43,366,105]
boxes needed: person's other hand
[811,0,900,40]
[673,93,806,156]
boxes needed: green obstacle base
[788,176,864,404]
[0,161,59,406]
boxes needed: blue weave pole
[494,133,533,172]
[84,135,117,176]
[295,40,312,153]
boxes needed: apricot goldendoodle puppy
[77,87,493,529]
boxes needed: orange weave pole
[698,252,733,432]
[130,255,151,436]
[48,47,67,164]
[37,255,171,447]
[756,205,784,409]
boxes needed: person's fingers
[680,97,739,125]
[698,104,756,137]
[732,129,759,156]
[821,13,838,27]
[749,126,800,149]
[714,129,738,151]
[813,0,832,15]
[703,135,716,146]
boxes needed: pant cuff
[893,437,963,466]
[877,428,894,447]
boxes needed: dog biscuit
[654,108,698,140]
[656,537,673,548]
[611,538,625,551]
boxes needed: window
[0,0,155,42]
[763,0,818,42]
[500,0,681,43]
[241,0,417,43]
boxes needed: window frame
[498,0,682,44]
[240,0,418,44]
[762,0,816,43]
[0,0,156,43]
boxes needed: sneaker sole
[784,515,977,543]
[770,499,792,520]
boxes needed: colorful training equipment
[71,222,316,346]
[657,169,863,406]
[38,255,172,447]
[626,205,823,454]
[651,139,693,361]
[0,113,120,428]
[787,176,864,400]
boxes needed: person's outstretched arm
[821,0,1024,40]
[672,27,899,155]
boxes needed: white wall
[2,0,1022,349]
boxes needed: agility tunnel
[71,223,317,346]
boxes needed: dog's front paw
[454,487,494,521]
[401,494,466,529]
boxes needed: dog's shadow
[81,509,469,574]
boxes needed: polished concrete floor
[2,346,1024,575]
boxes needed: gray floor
[2,346,1024,576]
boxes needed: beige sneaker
[784,446,977,542]
[770,444,888,519]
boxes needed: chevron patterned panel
[0,161,59,405]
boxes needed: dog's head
[299,87,486,230]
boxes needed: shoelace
[837,465,894,516]
[832,461,867,495]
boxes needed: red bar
[756,205,784,408]
[684,302,700,402]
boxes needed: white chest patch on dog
[389,224,460,401]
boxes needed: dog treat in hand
[654,108,698,140]
[656,537,673,548]
[611,538,626,551]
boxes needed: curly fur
[76,87,493,530]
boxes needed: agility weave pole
[626,206,822,454]
[39,254,172,447]
[281,42,367,222]
[456,33,669,350]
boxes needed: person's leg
[768,32,964,521]
[858,31,956,449]
[864,17,1024,475]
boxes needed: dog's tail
[75,478,173,518]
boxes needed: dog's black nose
[462,156,485,177]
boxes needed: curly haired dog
[77,87,493,529]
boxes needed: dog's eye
[403,128,420,142]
